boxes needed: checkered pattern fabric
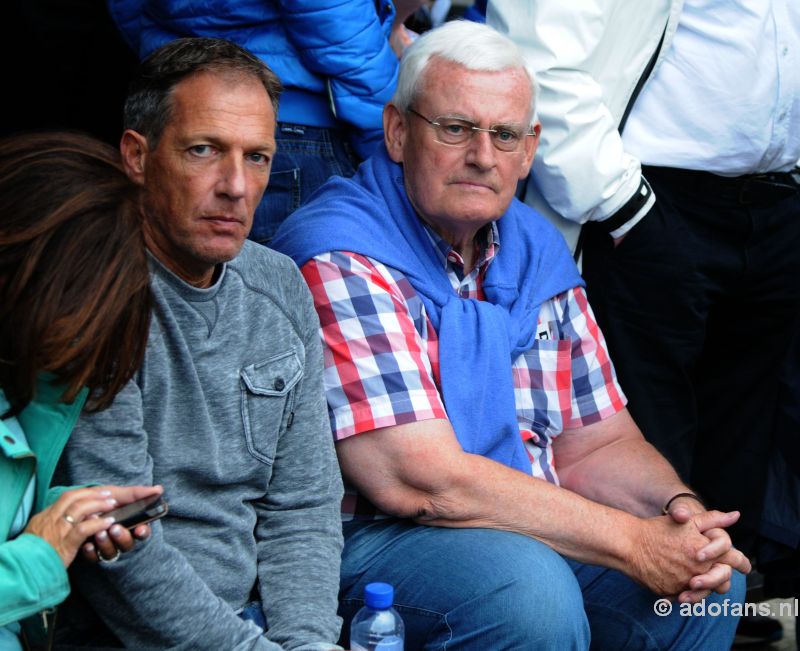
[301,224,626,520]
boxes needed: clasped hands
[633,495,750,604]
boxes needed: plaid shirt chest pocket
[514,338,573,443]
[240,350,303,464]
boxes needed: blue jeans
[239,600,267,632]
[250,124,360,245]
[339,519,745,650]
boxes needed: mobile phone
[106,494,168,529]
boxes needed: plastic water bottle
[350,582,405,651]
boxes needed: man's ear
[518,121,541,180]
[120,129,149,185]
[383,103,407,163]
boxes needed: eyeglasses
[407,108,536,153]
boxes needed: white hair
[392,20,538,124]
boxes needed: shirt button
[273,378,285,391]
[782,45,789,56]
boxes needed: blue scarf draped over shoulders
[272,145,584,474]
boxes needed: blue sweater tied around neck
[272,145,584,474]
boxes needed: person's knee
[341,525,591,650]
[494,575,590,649]
[665,572,747,651]
[727,569,747,604]
[702,570,747,639]
[440,533,590,649]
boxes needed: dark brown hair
[0,132,152,416]
[124,37,282,147]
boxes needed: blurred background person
[0,132,162,651]
[489,1,800,644]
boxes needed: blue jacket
[109,0,400,158]
[0,382,87,641]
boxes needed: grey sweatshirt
[56,243,344,651]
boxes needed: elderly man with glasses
[273,20,748,651]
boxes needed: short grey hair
[124,37,282,148]
[391,20,538,124]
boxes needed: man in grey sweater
[54,38,344,651]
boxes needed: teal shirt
[0,412,34,650]
[0,383,87,645]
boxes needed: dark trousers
[581,165,800,553]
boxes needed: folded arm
[555,408,750,598]
[56,380,281,651]
[253,282,345,651]
[337,410,745,599]
[487,1,653,238]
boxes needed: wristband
[662,492,704,515]
[600,177,653,233]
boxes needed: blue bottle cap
[364,582,394,610]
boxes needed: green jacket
[0,381,87,631]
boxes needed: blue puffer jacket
[108,0,400,158]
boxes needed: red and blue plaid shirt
[301,223,626,520]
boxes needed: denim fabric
[339,519,744,651]
[239,601,267,632]
[251,124,360,245]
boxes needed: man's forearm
[254,311,344,649]
[58,381,277,650]
[73,530,279,651]
[343,419,641,571]
[488,0,644,227]
[414,450,642,572]
[412,450,726,597]
[256,498,343,648]
[340,418,719,597]
[557,437,690,518]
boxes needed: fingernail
[99,490,112,497]
[96,530,108,541]
[110,525,123,538]
[83,543,95,553]
[698,552,706,561]
[103,517,115,526]
[106,499,118,506]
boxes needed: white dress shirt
[624,0,800,175]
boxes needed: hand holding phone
[105,494,168,529]
[78,486,165,564]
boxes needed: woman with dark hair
[0,132,160,650]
